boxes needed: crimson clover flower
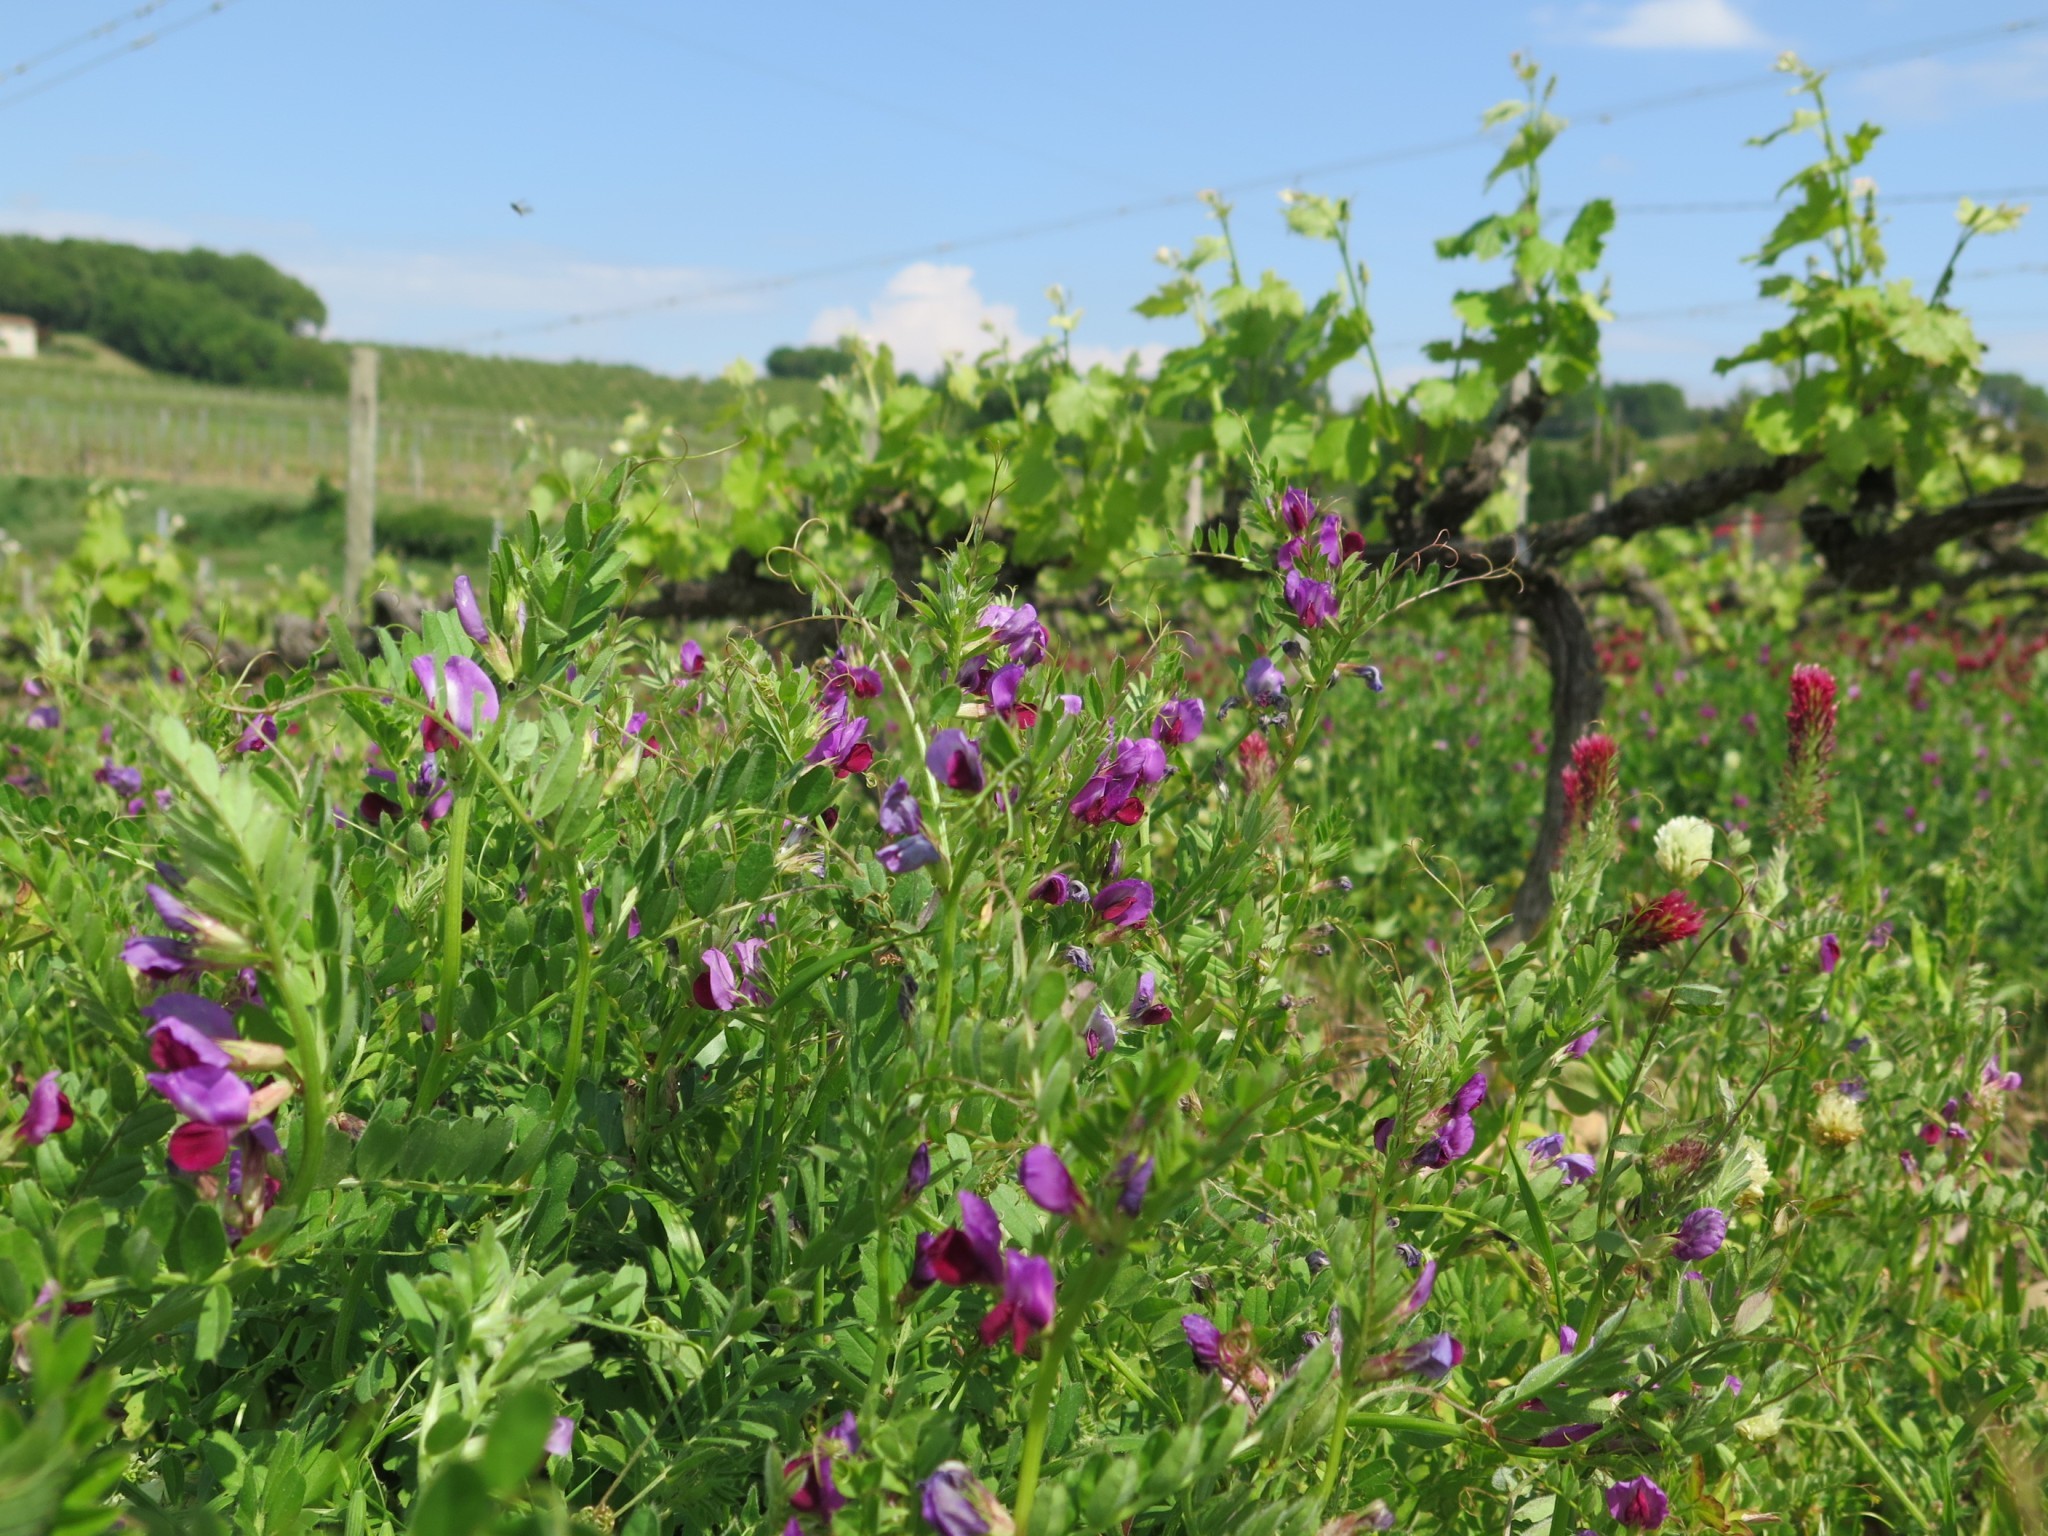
[1083,1004,1118,1059]
[1398,1258,1438,1317]
[1029,872,1086,906]
[1092,878,1154,930]
[1819,932,1841,974]
[1672,1207,1727,1261]
[919,1462,1008,1536]
[1284,569,1338,629]
[1245,657,1286,707]
[806,716,875,779]
[978,1249,1055,1353]
[94,759,143,796]
[1786,663,1838,770]
[1153,698,1205,745]
[987,662,1037,727]
[19,1071,74,1146]
[233,714,280,754]
[920,1190,1006,1288]
[1114,1154,1153,1216]
[1412,1114,1475,1168]
[925,729,985,794]
[453,573,489,644]
[978,601,1047,664]
[1020,1145,1081,1214]
[1606,1475,1669,1529]
[412,656,499,751]
[1620,891,1704,957]
[1561,732,1619,833]
[1129,970,1172,1025]
[677,639,706,677]
[1277,486,1314,533]
[904,1142,932,1200]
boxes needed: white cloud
[1590,0,1768,50]
[808,262,1021,376]
[1069,341,1168,375]
[1852,39,2048,124]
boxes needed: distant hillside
[356,344,817,426]
[0,234,341,391]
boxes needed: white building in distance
[0,316,37,360]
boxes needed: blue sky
[4,0,2047,397]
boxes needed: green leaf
[480,1384,559,1496]
[194,1284,231,1362]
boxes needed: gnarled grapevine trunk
[1509,568,1605,942]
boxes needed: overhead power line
[0,0,251,115]
[2,0,176,83]
[445,12,2048,348]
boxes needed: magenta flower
[784,1413,857,1518]
[452,573,489,644]
[875,776,939,873]
[1129,970,1172,1025]
[987,662,1037,727]
[412,655,500,750]
[694,949,741,1010]
[920,1462,1007,1536]
[925,729,985,794]
[879,777,921,838]
[1535,1423,1600,1447]
[1819,932,1841,974]
[877,835,939,875]
[1246,657,1286,707]
[1565,1028,1601,1058]
[904,1142,932,1200]
[1093,878,1154,930]
[1672,1207,1728,1261]
[1029,872,1085,906]
[148,1062,252,1128]
[19,1071,74,1146]
[1083,1004,1118,1059]
[1447,1071,1488,1115]
[922,1190,1006,1287]
[1398,1258,1438,1317]
[1984,1056,2023,1093]
[978,601,1047,664]
[1284,570,1338,629]
[1277,486,1314,533]
[1557,1152,1597,1185]
[1413,1114,1475,1168]
[1020,1145,1081,1214]
[1153,698,1205,745]
[1114,1154,1153,1216]
[1558,1325,1578,1354]
[94,759,143,796]
[1606,1475,1669,1529]
[123,935,200,978]
[979,1250,1055,1353]
[233,714,280,754]
[806,716,875,779]
[1183,1313,1224,1370]
[1621,891,1704,957]
[677,639,706,676]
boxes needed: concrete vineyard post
[344,346,379,614]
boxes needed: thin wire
[447,11,2048,347]
[0,0,249,115]
[1618,186,2048,215]
[2,0,175,82]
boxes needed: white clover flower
[1736,1403,1785,1441]
[1654,815,1717,881]
[1810,1090,1866,1149]
[1729,1134,1772,1206]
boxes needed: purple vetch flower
[94,759,144,796]
[1020,1146,1081,1214]
[1866,919,1894,949]
[979,1249,1055,1353]
[147,1061,252,1128]
[123,935,200,978]
[1819,933,1841,974]
[1084,1004,1118,1059]
[1394,1332,1464,1381]
[1838,1077,1869,1102]
[1447,1071,1488,1115]
[1565,1028,1601,1058]
[919,1461,1007,1536]
[1606,1475,1669,1529]
[1114,1154,1153,1216]
[904,1142,932,1200]
[1029,872,1084,906]
[1395,1242,1421,1269]
[925,729,985,794]
[1183,1312,1225,1371]
[233,714,280,754]
[1245,657,1286,707]
[1284,570,1338,629]
[1129,970,1172,1025]
[545,1416,575,1458]
[146,882,202,937]
[676,638,706,677]
[1092,878,1154,930]
[412,656,499,750]
[1413,1115,1475,1168]
[452,573,489,644]
[1525,1133,1566,1164]
[879,777,922,838]
[582,887,600,937]
[19,1071,74,1145]
[1277,486,1314,533]
[1398,1258,1438,1317]
[694,949,741,1010]
[1536,1423,1600,1447]
[1100,838,1125,883]
[1672,1207,1728,1261]
[806,716,876,779]
[1372,1116,1394,1153]
[1062,945,1093,974]
[922,1190,1006,1287]
[1725,1374,1743,1394]
[26,704,60,730]
[1558,1325,1578,1354]
[1058,693,1084,715]
[978,601,1047,665]
[1984,1056,2023,1093]
[986,662,1036,727]
[1153,698,1205,745]
[1556,1153,1597,1185]
[1353,663,1386,692]
[877,834,940,874]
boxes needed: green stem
[411,791,472,1114]
[552,890,596,1122]
[1316,1386,1350,1505]
[1010,1317,1073,1534]
[933,877,964,1051]
[1836,1420,1933,1529]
